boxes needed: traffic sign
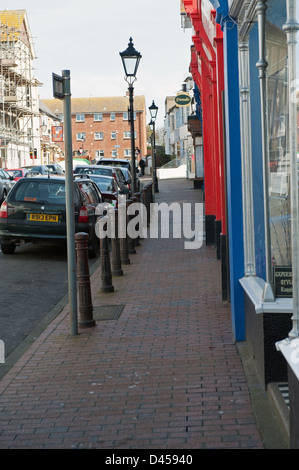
[53,73,64,100]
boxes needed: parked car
[0,175,104,257]
[22,165,51,176]
[119,167,141,193]
[6,168,29,181]
[74,165,130,195]
[0,168,15,204]
[46,163,65,175]
[80,174,121,207]
[96,158,132,172]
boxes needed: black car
[74,165,130,195]
[96,158,131,172]
[23,165,51,177]
[0,168,15,204]
[119,167,141,193]
[83,174,121,207]
[0,175,104,258]
[46,163,65,175]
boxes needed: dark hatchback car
[46,163,65,175]
[0,175,104,258]
[74,165,130,195]
[96,158,131,172]
[22,165,51,176]
[83,174,122,207]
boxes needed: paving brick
[0,178,265,449]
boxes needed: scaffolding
[0,10,39,168]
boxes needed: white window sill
[239,276,293,314]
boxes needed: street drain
[93,305,125,321]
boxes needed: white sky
[6,0,193,128]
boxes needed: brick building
[42,96,147,163]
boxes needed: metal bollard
[132,194,140,245]
[119,202,130,265]
[75,232,96,328]
[99,216,114,293]
[126,199,136,254]
[110,209,123,276]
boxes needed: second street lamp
[149,100,159,194]
[120,37,142,195]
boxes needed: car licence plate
[27,213,59,223]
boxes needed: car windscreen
[8,170,22,177]
[98,160,130,170]
[10,180,66,204]
[90,178,115,191]
[76,167,112,176]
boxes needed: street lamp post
[149,100,159,194]
[120,37,142,195]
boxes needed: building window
[95,150,104,158]
[111,131,117,140]
[110,112,115,121]
[266,4,290,269]
[94,113,103,122]
[76,132,86,141]
[123,131,137,139]
[112,149,118,157]
[124,149,131,157]
[124,131,131,139]
[76,114,85,122]
[123,112,128,120]
[94,132,103,140]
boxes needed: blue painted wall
[222,19,245,341]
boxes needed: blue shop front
[211,0,299,447]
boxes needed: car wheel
[1,243,16,254]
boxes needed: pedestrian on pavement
[139,158,146,176]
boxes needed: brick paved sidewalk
[0,179,264,449]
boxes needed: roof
[39,100,61,121]
[0,9,26,36]
[0,9,35,58]
[42,96,147,116]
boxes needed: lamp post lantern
[149,100,159,194]
[120,38,142,195]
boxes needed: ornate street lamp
[149,100,159,194]
[120,38,142,194]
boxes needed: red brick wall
[55,111,147,162]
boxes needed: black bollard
[127,199,136,254]
[99,216,114,293]
[118,202,130,265]
[110,209,123,276]
[132,195,140,246]
[75,232,96,328]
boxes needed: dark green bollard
[99,216,114,293]
[110,209,123,276]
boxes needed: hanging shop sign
[52,125,64,142]
[273,266,293,298]
[175,92,191,107]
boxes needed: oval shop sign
[175,92,191,107]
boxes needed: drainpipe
[256,0,274,301]
[284,0,299,338]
